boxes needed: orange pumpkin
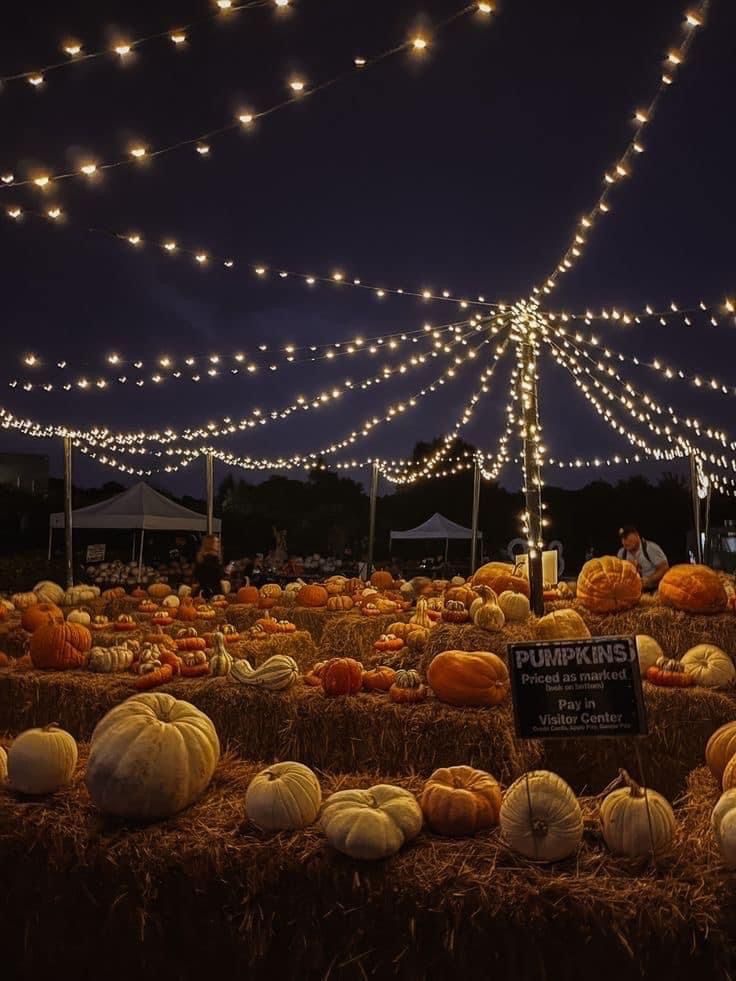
[134,663,173,690]
[276,620,296,634]
[177,600,199,622]
[420,765,502,836]
[445,585,478,607]
[131,587,147,599]
[114,614,138,632]
[344,578,364,595]
[151,611,173,626]
[148,582,172,599]
[374,633,404,653]
[658,564,727,614]
[441,600,469,624]
[138,599,159,614]
[576,555,642,613]
[321,657,363,696]
[327,594,354,611]
[175,636,207,651]
[389,668,427,703]
[260,583,282,602]
[236,586,261,606]
[370,570,394,592]
[255,614,280,635]
[472,562,529,597]
[21,602,64,633]
[0,651,11,667]
[303,660,328,687]
[297,584,329,608]
[29,621,92,670]
[427,650,509,707]
[101,587,126,600]
[362,666,397,691]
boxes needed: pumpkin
[148,582,172,599]
[636,635,663,674]
[30,621,92,670]
[0,652,10,667]
[21,602,64,633]
[0,745,6,782]
[275,619,296,634]
[33,580,65,606]
[245,761,321,830]
[85,693,220,820]
[254,613,280,634]
[721,753,736,793]
[321,657,363,696]
[177,600,199,622]
[88,645,135,673]
[536,608,591,641]
[646,656,694,688]
[66,608,91,626]
[374,633,404,653]
[152,611,173,626]
[63,585,98,605]
[370,570,394,592]
[208,632,233,676]
[138,599,159,614]
[389,668,427,703]
[176,635,207,651]
[303,660,328,686]
[230,654,298,690]
[7,723,78,794]
[576,555,642,613]
[706,722,736,781]
[102,587,126,600]
[327,594,354,611]
[599,770,675,857]
[236,585,260,605]
[445,585,478,607]
[91,615,111,630]
[162,594,180,609]
[711,789,736,867]
[143,626,176,650]
[11,591,38,610]
[260,583,283,602]
[500,770,583,862]
[472,587,506,631]
[361,603,382,617]
[131,587,147,599]
[406,626,429,651]
[386,622,412,641]
[427,650,509,707]
[681,644,736,689]
[442,600,470,624]
[497,590,530,622]
[410,597,433,630]
[325,575,347,595]
[472,561,529,597]
[658,564,727,614]
[196,604,217,620]
[362,666,397,691]
[420,765,502,836]
[320,784,423,859]
[180,648,208,667]
[114,613,138,632]
[211,594,229,609]
[296,584,329,608]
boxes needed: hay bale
[0,751,730,980]
[224,603,263,632]
[319,612,409,662]
[230,631,317,669]
[421,621,536,673]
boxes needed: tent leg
[444,537,449,563]
[47,525,53,562]
[131,531,136,563]
[470,457,481,574]
[63,436,74,588]
[138,529,145,582]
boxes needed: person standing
[617,525,669,591]
[193,535,225,600]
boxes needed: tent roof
[390,512,481,541]
[50,482,221,532]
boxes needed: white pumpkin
[635,635,663,674]
[246,761,321,830]
[162,595,180,609]
[497,590,530,623]
[178,584,192,599]
[7,724,78,794]
[230,654,298,690]
[681,644,736,689]
[0,745,7,782]
[450,576,466,587]
[33,580,65,606]
[711,788,736,868]
[67,608,91,626]
[599,772,675,857]
[500,770,582,862]
[64,585,97,606]
[320,784,423,859]
[85,693,220,820]
[88,645,135,673]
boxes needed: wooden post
[63,435,74,588]
[206,451,215,536]
[470,456,481,573]
[366,461,379,579]
[518,325,544,615]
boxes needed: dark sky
[0,0,734,496]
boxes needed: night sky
[0,0,734,497]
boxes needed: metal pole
[518,320,544,615]
[704,484,712,566]
[206,451,215,536]
[689,452,703,563]
[470,457,481,574]
[47,524,53,562]
[138,528,145,582]
[63,436,74,588]
[366,461,379,580]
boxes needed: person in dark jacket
[193,535,225,599]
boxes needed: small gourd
[230,654,298,690]
[208,632,233,677]
[410,597,432,630]
[645,656,694,688]
[472,586,505,631]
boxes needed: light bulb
[47,207,62,219]
[289,78,306,92]
[354,57,367,67]
[217,0,232,7]
[114,44,132,56]
[130,146,147,159]
[238,112,254,126]
[196,143,210,155]
[128,234,141,245]
[28,74,44,86]
[80,163,97,176]
[171,32,186,44]
[63,43,82,56]
[412,36,428,51]
[478,1,494,11]
[685,10,703,26]
[33,175,51,188]
[164,241,177,252]
[1,174,14,184]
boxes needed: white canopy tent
[389,512,482,562]
[49,482,221,577]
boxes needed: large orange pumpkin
[427,650,509,707]
[471,562,529,597]
[21,602,64,633]
[576,555,642,613]
[297,584,329,608]
[370,570,394,592]
[236,586,260,606]
[321,657,363,696]
[658,564,727,614]
[420,765,502,836]
[30,621,92,670]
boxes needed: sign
[85,543,106,563]
[508,635,647,740]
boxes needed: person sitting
[192,535,225,600]
[617,525,669,592]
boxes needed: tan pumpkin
[148,582,173,599]
[33,580,65,606]
[88,645,135,673]
[66,607,91,626]
[85,693,220,820]
[706,721,736,782]
[681,644,736,689]
[246,761,321,830]
[599,770,675,857]
[711,789,736,868]
[327,594,354,611]
[7,724,78,794]
[635,635,663,674]
[162,594,180,609]
[410,597,433,630]
[260,583,283,603]
[497,589,530,622]
[500,770,583,862]
[320,784,423,859]
[324,575,347,595]
[420,765,502,836]
[536,608,590,641]
[230,654,298,690]
[11,591,38,610]
[576,556,642,613]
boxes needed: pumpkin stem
[531,819,549,838]
[618,768,644,798]
[42,722,60,732]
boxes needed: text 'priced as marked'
[508,635,647,739]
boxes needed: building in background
[0,453,49,496]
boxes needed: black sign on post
[508,635,648,740]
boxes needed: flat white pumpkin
[246,761,321,830]
[85,693,220,820]
[500,770,582,862]
[320,784,423,860]
[681,644,736,689]
[635,635,663,674]
[8,724,78,794]
[711,788,736,868]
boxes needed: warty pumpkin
[85,693,220,820]
[706,721,736,781]
[681,644,735,689]
[427,650,509,707]
[500,770,583,862]
[599,770,675,857]
[321,657,363,696]
[320,784,423,859]
[7,723,78,795]
[230,654,298,690]
[22,602,64,633]
[711,789,736,868]
[658,563,727,614]
[30,621,92,670]
[536,608,591,641]
[420,765,502,836]
[576,555,642,613]
[246,761,321,830]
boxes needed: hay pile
[224,603,267,632]
[0,669,539,781]
[0,751,731,980]
[320,612,409,662]
[229,630,317,669]
[421,621,537,672]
